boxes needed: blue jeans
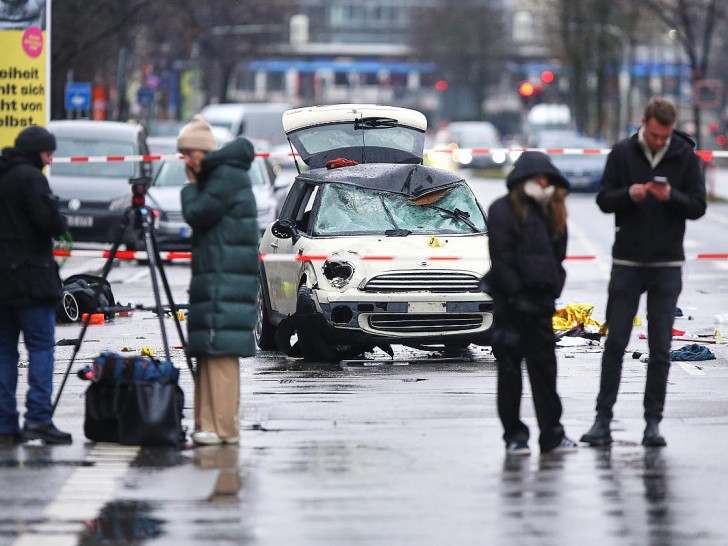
[596,265,682,422]
[0,305,57,434]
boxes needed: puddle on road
[78,500,165,544]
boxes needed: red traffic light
[435,79,448,92]
[518,81,535,97]
[540,70,555,84]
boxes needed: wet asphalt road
[2,173,728,545]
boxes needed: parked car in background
[436,121,508,170]
[145,152,280,250]
[257,104,494,361]
[534,130,609,192]
[48,120,152,245]
[198,102,291,148]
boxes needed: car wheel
[255,287,278,350]
[58,291,80,323]
[295,285,340,362]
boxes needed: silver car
[144,155,279,250]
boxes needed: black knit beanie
[15,126,57,154]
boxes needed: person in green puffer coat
[177,115,259,447]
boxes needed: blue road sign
[65,82,92,111]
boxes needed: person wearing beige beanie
[177,115,218,185]
[177,120,259,446]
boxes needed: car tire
[255,287,278,350]
[295,285,340,362]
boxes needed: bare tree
[640,0,725,147]
[411,0,505,121]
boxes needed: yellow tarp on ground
[552,303,604,333]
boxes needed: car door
[262,180,312,315]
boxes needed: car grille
[361,270,481,293]
[368,313,484,333]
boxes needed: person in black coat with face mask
[483,151,576,456]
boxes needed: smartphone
[653,176,669,184]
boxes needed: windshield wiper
[354,116,398,130]
[422,204,479,232]
[380,195,410,236]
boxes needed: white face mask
[523,179,555,204]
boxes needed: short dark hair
[644,97,676,126]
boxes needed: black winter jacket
[484,195,567,314]
[181,137,259,357]
[597,130,706,263]
[0,147,67,305]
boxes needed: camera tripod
[51,177,194,415]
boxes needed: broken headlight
[322,259,354,288]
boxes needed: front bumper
[314,289,494,346]
[62,209,125,244]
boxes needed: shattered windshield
[312,182,486,236]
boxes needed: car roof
[49,120,144,140]
[297,163,464,199]
[282,104,426,133]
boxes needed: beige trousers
[194,355,240,439]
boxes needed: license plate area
[65,215,94,228]
[407,302,446,313]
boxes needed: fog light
[331,305,353,325]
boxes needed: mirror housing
[270,218,299,242]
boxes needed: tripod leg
[150,223,195,377]
[139,207,171,362]
[51,206,135,416]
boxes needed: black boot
[580,416,612,446]
[22,422,72,445]
[642,419,666,447]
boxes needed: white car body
[256,104,494,361]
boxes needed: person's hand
[629,183,649,202]
[185,166,198,184]
[646,181,671,201]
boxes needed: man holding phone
[581,97,707,447]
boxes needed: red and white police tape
[47,148,728,164]
[53,249,728,262]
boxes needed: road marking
[677,362,706,376]
[12,444,139,546]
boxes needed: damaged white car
[256,104,494,360]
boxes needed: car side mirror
[271,218,299,242]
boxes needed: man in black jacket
[0,126,72,445]
[581,98,707,448]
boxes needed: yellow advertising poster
[0,0,49,148]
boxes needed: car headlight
[491,150,507,164]
[108,195,131,212]
[322,259,354,289]
[455,150,472,165]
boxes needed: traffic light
[540,70,555,84]
[435,79,448,92]
[518,81,535,98]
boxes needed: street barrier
[47,148,728,164]
[53,249,728,262]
